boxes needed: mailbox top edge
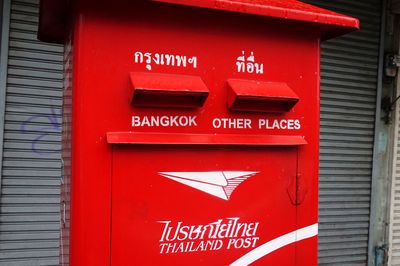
[38,0,360,44]
[153,0,359,30]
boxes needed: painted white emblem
[158,171,258,200]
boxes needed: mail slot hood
[227,79,299,113]
[130,72,209,108]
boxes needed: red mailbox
[39,0,359,265]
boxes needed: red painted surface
[48,0,359,265]
[38,0,359,43]
[153,0,359,29]
[106,132,307,146]
[130,72,209,108]
[227,79,299,113]
[112,146,298,265]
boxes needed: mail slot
[38,0,359,265]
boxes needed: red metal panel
[130,72,209,108]
[51,0,357,265]
[152,0,360,34]
[67,8,321,264]
[106,132,307,145]
[38,0,359,43]
[111,145,299,265]
[227,79,299,113]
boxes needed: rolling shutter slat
[0,0,63,265]
[304,0,381,264]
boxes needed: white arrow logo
[159,171,259,200]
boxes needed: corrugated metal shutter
[304,0,381,265]
[0,0,63,265]
[389,100,400,265]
